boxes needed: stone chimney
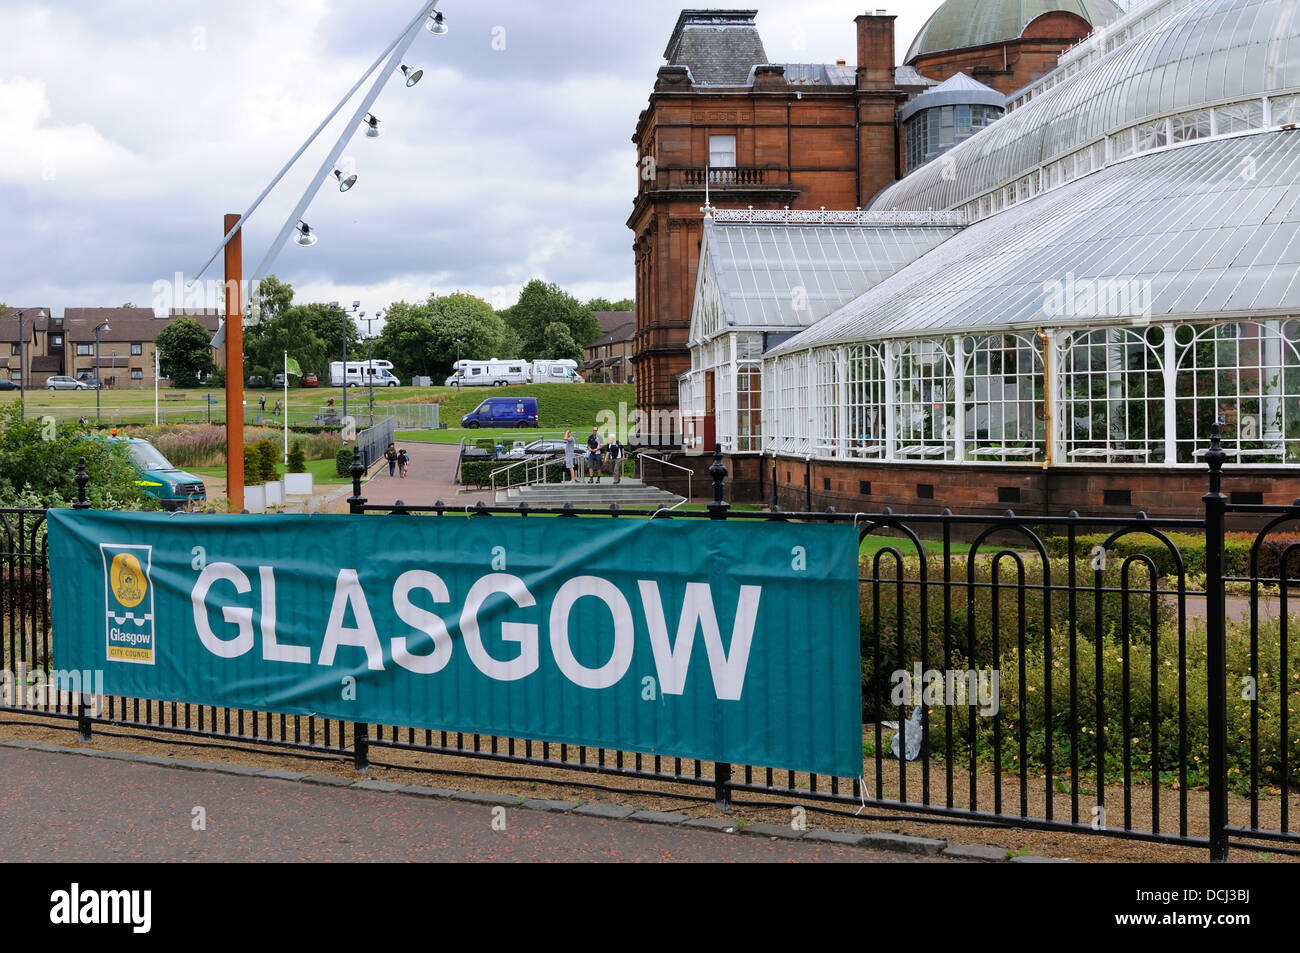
[855,11,896,91]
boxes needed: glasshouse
[682,0,1300,513]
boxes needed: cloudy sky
[2,0,968,325]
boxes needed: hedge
[461,460,565,488]
[1045,532,1300,580]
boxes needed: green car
[117,437,207,511]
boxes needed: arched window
[1174,322,1300,463]
[963,333,1045,461]
[1060,327,1164,463]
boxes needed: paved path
[325,442,480,513]
[0,747,947,862]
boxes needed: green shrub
[254,439,280,483]
[287,440,307,474]
[860,552,1172,722]
[922,615,1300,793]
[1045,531,1300,583]
[335,447,356,478]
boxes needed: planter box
[265,481,284,507]
[285,472,313,497]
[244,484,266,513]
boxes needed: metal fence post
[708,445,732,810]
[73,458,93,740]
[348,447,367,514]
[1203,426,1229,862]
[74,457,90,509]
[353,722,369,772]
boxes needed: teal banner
[49,510,862,776]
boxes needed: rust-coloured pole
[224,213,245,512]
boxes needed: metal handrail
[637,452,692,503]
[489,455,551,496]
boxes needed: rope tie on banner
[648,506,670,521]
[856,776,869,816]
[852,512,869,534]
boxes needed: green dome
[905,0,1125,63]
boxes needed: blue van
[461,396,539,429]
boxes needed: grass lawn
[3,381,634,432]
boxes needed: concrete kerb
[0,738,1073,861]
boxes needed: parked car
[272,373,287,388]
[302,373,319,387]
[460,396,539,429]
[46,376,89,390]
[76,372,101,389]
[496,438,568,461]
[0,379,16,391]
[246,375,267,388]
[84,436,206,511]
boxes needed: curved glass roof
[695,220,963,336]
[773,130,1300,354]
[879,0,1300,214]
[905,0,1123,63]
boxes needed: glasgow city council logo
[100,544,155,664]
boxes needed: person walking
[586,426,602,484]
[563,429,575,483]
[398,448,409,478]
[385,442,398,478]
[273,398,282,417]
[607,435,623,484]
[259,393,266,414]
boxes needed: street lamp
[93,321,110,424]
[342,301,359,428]
[13,307,46,420]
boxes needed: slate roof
[62,308,220,343]
[664,10,767,86]
[593,310,636,335]
[588,320,635,349]
[0,308,51,343]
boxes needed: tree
[586,297,634,312]
[299,303,363,369]
[250,274,294,325]
[374,292,510,381]
[503,280,601,360]
[155,316,215,387]
[539,322,583,363]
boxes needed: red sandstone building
[628,2,1122,416]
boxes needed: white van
[529,359,582,383]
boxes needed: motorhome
[329,360,401,388]
[529,359,581,383]
[444,359,530,387]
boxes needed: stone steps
[497,478,684,508]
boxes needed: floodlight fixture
[363,113,382,138]
[425,11,448,35]
[401,65,424,87]
[334,169,358,192]
[295,221,318,247]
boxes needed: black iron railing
[1,437,1297,860]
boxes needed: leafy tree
[374,292,509,380]
[155,316,215,387]
[503,281,601,360]
[0,405,147,508]
[299,303,363,369]
[586,297,634,312]
[539,322,583,363]
[250,274,294,325]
